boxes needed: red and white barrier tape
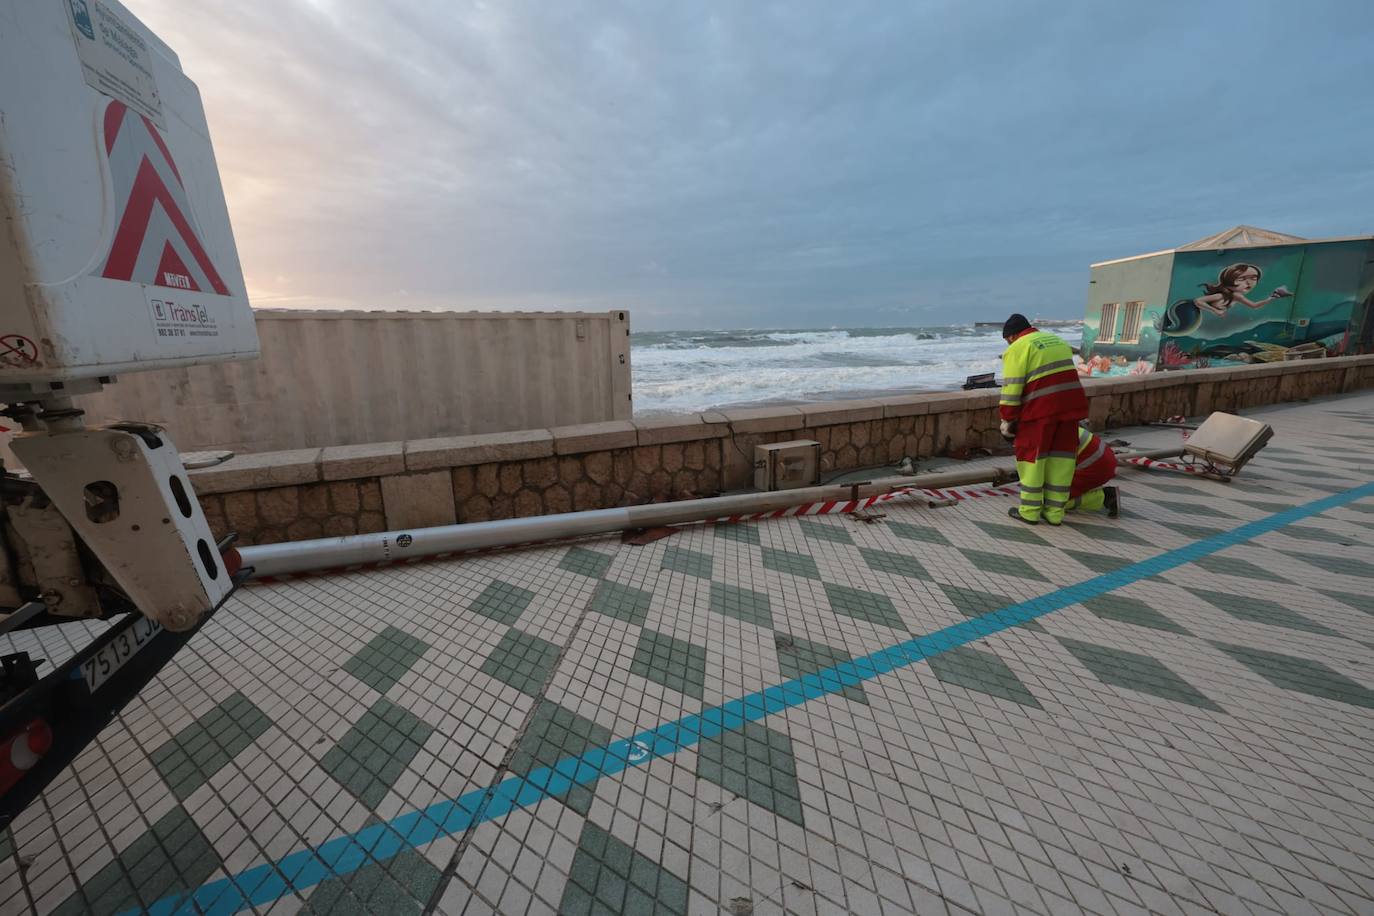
[1124,455,1203,475]
[1162,416,1192,440]
[247,483,1021,585]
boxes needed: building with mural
[1079,226,1374,376]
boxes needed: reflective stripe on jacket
[1071,425,1117,498]
[999,328,1089,424]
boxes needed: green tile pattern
[975,521,1049,546]
[560,547,613,578]
[342,626,431,695]
[1191,588,1341,638]
[1144,481,1211,496]
[1168,523,1227,541]
[1214,642,1374,709]
[321,698,434,809]
[858,547,931,581]
[929,645,1041,709]
[1081,595,1191,636]
[509,701,612,815]
[697,722,805,826]
[1059,637,1222,712]
[660,546,714,579]
[712,522,761,544]
[798,520,854,544]
[1148,499,1236,519]
[480,629,563,696]
[958,548,1048,582]
[306,848,441,915]
[1318,589,1374,616]
[1278,549,1374,579]
[1191,553,1291,584]
[1235,499,1298,514]
[149,692,271,802]
[467,580,536,627]
[1064,523,1147,545]
[761,547,820,580]
[588,580,654,627]
[824,582,908,632]
[942,584,1044,633]
[709,582,774,629]
[775,632,867,704]
[51,807,219,916]
[1063,549,1132,574]
[886,521,950,545]
[1275,525,1357,546]
[560,821,689,916]
[630,629,708,699]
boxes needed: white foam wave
[632,325,1081,414]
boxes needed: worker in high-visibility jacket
[998,314,1089,525]
[1067,424,1121,517]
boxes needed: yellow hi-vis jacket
[999,329,1089,424]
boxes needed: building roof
[1092,224,1372,268]
[1175,224,1307,250]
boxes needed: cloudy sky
[131,1,1374,330]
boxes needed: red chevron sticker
[98,101,231,296]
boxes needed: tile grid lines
[421,557,608,914]
[45,665,239,915]
[131,477,1374,916]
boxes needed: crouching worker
[998,314,1088,525]
[1066,424,1121,518]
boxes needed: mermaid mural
[1158,263,1293,335]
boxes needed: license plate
[81,617,163,693]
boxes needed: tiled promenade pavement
[3,392,1374,915]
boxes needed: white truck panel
[0,0,258,383]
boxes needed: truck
[0,0,260,824]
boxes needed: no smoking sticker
[0,334,38,367]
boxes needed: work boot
[1103,486,1121,519]
[1008,507,1038,525]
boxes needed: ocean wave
[631,323,1081,413]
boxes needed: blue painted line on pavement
[138,480,1374,915]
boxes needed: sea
[631,323,1083,415]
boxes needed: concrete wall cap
[872,394,933,417]
[1084,377,1138,394]
[633,414,729,445]
[188,448,321,495]
[320,441,406,481]
[1140,373,1188,390]
[1241,364,1287,379]
[958,389,1001,408]
[1185,365,1239,379]
[918,391,988,412]
[801,399,883,425]
[709,405,806,434]
[405,428,553,470]
[550,420,639,455]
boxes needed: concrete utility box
[754,440,821,491]
[0,0,258,388]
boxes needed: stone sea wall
[190,354,1374,545]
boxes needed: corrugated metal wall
[75,309,632,453]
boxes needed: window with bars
[1119,301,1145,344]
[1098,302,1120,343]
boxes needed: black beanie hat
[1002,313,1032,338]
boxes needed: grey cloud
[132,0,1374,327]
